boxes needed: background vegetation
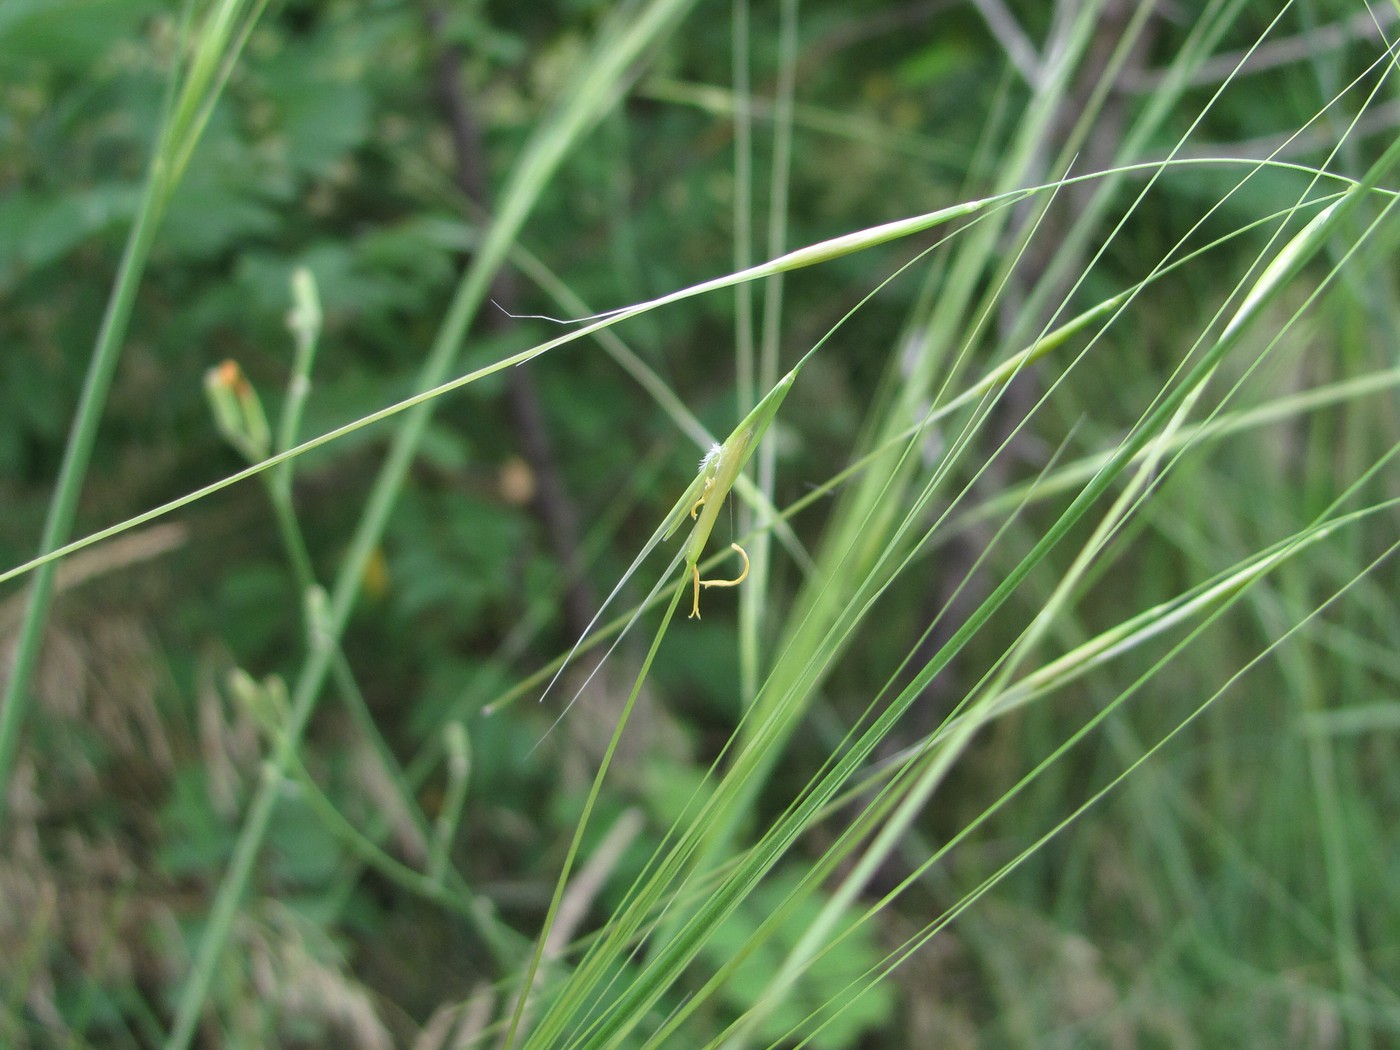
[3,0,1400,1046]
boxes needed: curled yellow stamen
[690,476,714,520]
[688,543,750,619]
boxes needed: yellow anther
[690,476,714,519]
[688,543,750,619]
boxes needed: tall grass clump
[3,1,1400,1047]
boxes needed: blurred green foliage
[3,0,1398,1047]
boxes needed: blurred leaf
[0,184,141,286]
[389,488,522,630]
[892,39,977,88]
[705,872,895,1049]
[268,794,342,886]
[259,44,373,176]
[217,562,297,657]
[159,766,237,878]
[161,137,285,258]
[0,0,158,73]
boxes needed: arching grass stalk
[0,160,1365,600]
[0,188,1022,597]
